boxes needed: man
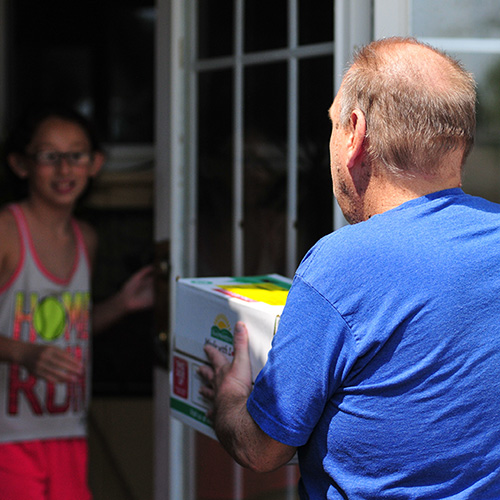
[199,37,500,499]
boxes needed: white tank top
[0,204,91,443]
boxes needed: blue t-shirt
[247,188,500,499]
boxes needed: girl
[0,107,153,499]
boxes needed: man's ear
[89,152,105,177]
[7,153,29,179]
[346,109,367,169]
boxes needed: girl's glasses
[28,151,92,167]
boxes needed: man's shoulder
[296,222,377,283]
[303,219,382,260]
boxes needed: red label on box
[173,356,189,399]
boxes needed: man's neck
[361,166,462,220]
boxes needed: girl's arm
[0,336,83,383]
[77,218,154,335]
[92,265,154,335]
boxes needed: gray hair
[339,37,476,176]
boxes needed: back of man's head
[339,37,476,177]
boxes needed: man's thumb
[233,321,251,371]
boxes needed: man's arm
[198,321,296,473]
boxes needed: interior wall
[88,398,154,500]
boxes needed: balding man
[199,37,500,499]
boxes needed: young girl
[0,107,154,499]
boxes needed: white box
[174,274,291,378]
[171,350,218,439]
[171,274,292,439]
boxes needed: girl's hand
[18,343,84,383]
[120,265,155,312]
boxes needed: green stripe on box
[170,398,213,428]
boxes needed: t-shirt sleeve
[247,274,357,447]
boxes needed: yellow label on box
[218,283,288,306]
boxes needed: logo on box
[210,314,233,344]
[204,314,235,357]
[173,356,189,399]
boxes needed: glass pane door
[412,0,500,203]
[191,1,334,498]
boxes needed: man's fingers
[203,342,229,368]
[197,364,214,383]
[198,321,253,420]
[232,321,252,384]
[199,385,215,400]
[233,321,249,355]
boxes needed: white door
[152,1,371,499]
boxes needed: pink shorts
[0,438,92,500]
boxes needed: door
[153,1,372,499]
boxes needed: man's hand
[198,321,296,472]
[198,321,252,420]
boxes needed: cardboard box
[171,274,292,440]
[171,350,217,438]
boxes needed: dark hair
[5,105,101,156]
[2,105,102,201]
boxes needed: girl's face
[13,116,103,209]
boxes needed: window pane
[457,52,500,202]
[299,0,334,45]
[244,63,287,275]
[197,69,234,276]
[412,0,500,38]
[197,0,234,58]
[412,1,500,205]
[245,0,288,52]
[298,56,333,262]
